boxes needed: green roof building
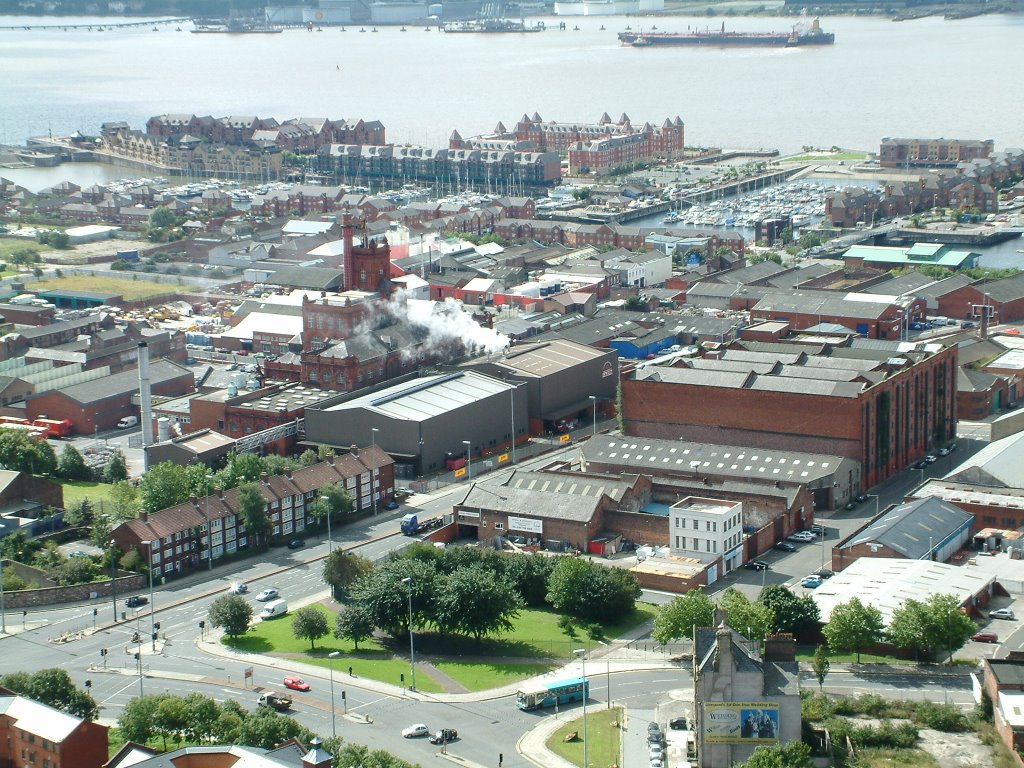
[845,242,979,270]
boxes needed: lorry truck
[257,691,292,711]
[400,514,444,536]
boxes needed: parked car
[789,532,815,542]
[938,447,951,456]
[800,576,823,589]
[744,560,769,571]
[385,500,400,510]
[925,454,938,463]
[428,728,458,744]
[402,724,430,738]
[287,539,305,550]
[774,542,796,553]
[961,321,976,329]
[256,588,280,602]
[125,595,148,608]
[990,609,1016,621]
[814,569,835,580]
[668,717,688,730]
[856,494,870,503]
[809,525,826,536]
[844,501,857,511]
[914,460,928,469]
[283,676,310,691]
[972,631,999,643]
[228,582,248,594]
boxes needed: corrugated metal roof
[325,371,512,422]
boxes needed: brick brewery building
[622,338,957,489]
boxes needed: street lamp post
[463,440,471,482]
[205,475,213,571]
[328,650,340,738]
[144,541,156,651]
[574,648,589,768]
[589,395,597,437]
[371,428,379,515]
[509,383,517,465]
[110,540,118,622]
[402,577,416,692]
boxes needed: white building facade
[670,496,743,569]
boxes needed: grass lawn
[224,605,443,694]
[0,237,39,261]
[852,749,938,767]
[31,274,191,301]
[61,480,117,509]
[431,660,553,692]
[547,706,622,768]
[415,604,657,660]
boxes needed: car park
[744,560,769,571]
[800,576,823,589]
[972,631,999,643]
[256,588,280,602]
[283,676,310,691]
[428,728,458,744]
[774,542,796,552]
[228,583,248,594]
[991,609,1016,620]
[402,724,430,738]
[125,595,148,607]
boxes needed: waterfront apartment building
[144,113,386,148]
[622,337,958,489]
[454,112,685,176]
[879,137,994,168]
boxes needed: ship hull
[620,30,834,46]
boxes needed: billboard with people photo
[703,703,780,744]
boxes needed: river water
[2,13,1024,153]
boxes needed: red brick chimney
[301,737,332,768]
[260,472,269,485]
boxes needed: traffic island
[546,707,622,768]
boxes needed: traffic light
[400,673,405,684]
[499,753,504,767]
[84,680,92,689]
[93,608,98,617]
[100,648,107,657]
[199,620,205,629]
[341,691,346,700]
[152,632,158,642]
[154,622,160,631]
[133,652,140,660]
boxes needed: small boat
[175,26,182,31]
[401,26,407,31]
[359,27,366,32]
[599,25,605,30]
[152,26,158,31]
[341,26,346,31]
[372,27,378,32]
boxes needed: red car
[283,676,310,691]
[972,631,998,644]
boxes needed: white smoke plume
[388,291,510,357]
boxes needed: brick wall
[831,543,903,572]
[603,509,669,547]
[2,573,145,609]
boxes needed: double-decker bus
[515,676,588,711]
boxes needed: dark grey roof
[709,261,788,285]
[695,626,763,676]
[987,659,1024,687]
[29,359,191,406]
[861,271,938,296]
[765,263,836,290]
[842,496,973,559]
[958,367,999,392]
[266,265,344,291]
[457,481,603,523]
[984,273,1024,303]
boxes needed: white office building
[670,496,744,569]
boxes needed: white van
[117,416,138,429]
[259,599,288,619]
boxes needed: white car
[789,532,815,542]
[255,588,279,602]
[402,724,430,738]
[991,608,1016,620]
[228,583,248,594]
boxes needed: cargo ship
[619,17,834,47]
[192,18,283,33]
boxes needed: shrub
[912,701,969,732]
[557,614,577,637]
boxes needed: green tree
[48,230,70,249]
[623,294,648,311]
[182,692,220,742]
[208,594,253,641]
[334,603,376,650]
[117,694,162,742]
[138,461,190,513]
[759,584,821,642]
[55,556,97,585]
[149,206,177,229]
[500,552,554,607]
[57,444,92,481]
[0,428,57,475]
[108,480,141,522]
[434,563,522,642]
[237,707,315,750]
[822,596,884,663]
[153,694,190,749]
[229,452,266,484]
[299,449,319,466]
[62,498,93,527]
[320,483,354,520]
[888,593,976,664]
[1,668,98,719]
[89,512,113,548]
[812,644,830,691]
[103,450,129,483]
[290,606,329,649]
[653,590,715,643]
[236,482,270,547]
[719,587,774,642]
[735,742,812,768]
[349,557,437,637]
[2,563,28,591]
[9,247,39,266]
[323,549,373,600]
[546,557,641,623]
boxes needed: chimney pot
[350,444,358,456]
[260,472,269,484]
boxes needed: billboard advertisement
[703,703,779,744]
